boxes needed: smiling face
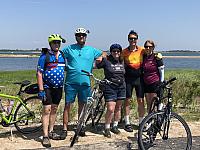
[144,40,155,55]
[128,34,138,47]
[50,40,61,51]
[75,33,87,46]
[111,48,121,60]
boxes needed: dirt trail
[0,121,200,150]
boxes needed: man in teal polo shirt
[61,28,102,139]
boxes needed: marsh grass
[0,69,199,122]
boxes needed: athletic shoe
[124,124,133,132]
[103,129,111,138]
[42,137,51,148]
[111,126,120,134]
[60,130,67,140]
[49,130,60,140]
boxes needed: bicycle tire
[138,111,192,150]
[93,94,105,125]
[70,103,91,147]
[14,96,42,134]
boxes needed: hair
[144,40,156,48]
[128,30,138,38]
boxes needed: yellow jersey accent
[121,46,144,69]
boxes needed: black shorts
[144,81,160,93]
[43,88,63,105]
[103,84,126,102]
[125,77,144,98]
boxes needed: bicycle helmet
[75,28,90,35]
[110,44,122,52]
[48,34,65,43]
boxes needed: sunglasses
[128,37,138,41]
[75,33,87,37]
[144,46,154,48]
[111,50,121,53]
[52,41,61,44]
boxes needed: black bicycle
[70,70,114,147]
[138,77,192,150]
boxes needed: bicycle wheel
[14,96,42,134]
[85,93,105,126]
[70,103,91,147]
[93,93,105,125]
[138,111,192,150]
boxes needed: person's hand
[38,90,46,101]
[155,52,163,59]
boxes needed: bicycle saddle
[14,80,31,86]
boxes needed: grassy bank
[0,69,199,121]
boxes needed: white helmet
[75,27,90,35]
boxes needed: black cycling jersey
[96,55,125,86]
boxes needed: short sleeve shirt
[62,44,102,86]
[37,51,65,88]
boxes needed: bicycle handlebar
[81,70,117,85]
[158,77,177,89]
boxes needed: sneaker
[60,130,67,140]
[124,124,133,132]
[103,129,111,138]
[79,128,86,137]
[42,137,51,148]
[111,126,120,134]
[49,130,60,140]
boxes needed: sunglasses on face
[144,46,154,48]
[75,33,87,37]
[128,37,138,41]
[52,41,61,44]
[111,50,121,53]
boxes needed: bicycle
[138,77,192,150]
[0,80,42,134]
[70,70,115,147]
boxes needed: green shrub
[0,69,200,122]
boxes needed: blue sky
[1,0,200,51]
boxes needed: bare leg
[114,100,122,122]
[63,104,71,131]
[49,104,58,132]
[105,101,116,125]
[146,93,157,113]
[42,105,51,137]
[137,97,145,118]
[78,101,84,119]
[125,98,131,116]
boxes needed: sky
[1,0,200,51]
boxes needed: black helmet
[110,44,122,52]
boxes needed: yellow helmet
[48,34,62,43]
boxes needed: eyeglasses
[144,46,154,48]
[52,41,61,44]
[111,50,121,53]
[75,33,87,37]
[128,37,138,41]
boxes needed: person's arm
[36,55,46,100]
[93,55,103,68]
[158,65,164,82]
[37,71,44,91]
[155,53,165,82]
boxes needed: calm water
[0,55,200,71]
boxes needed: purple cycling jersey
[143,54,163,85]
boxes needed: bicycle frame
[0,93,31,125]
[150,80,175,140]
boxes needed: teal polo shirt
[62,44,102,86]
